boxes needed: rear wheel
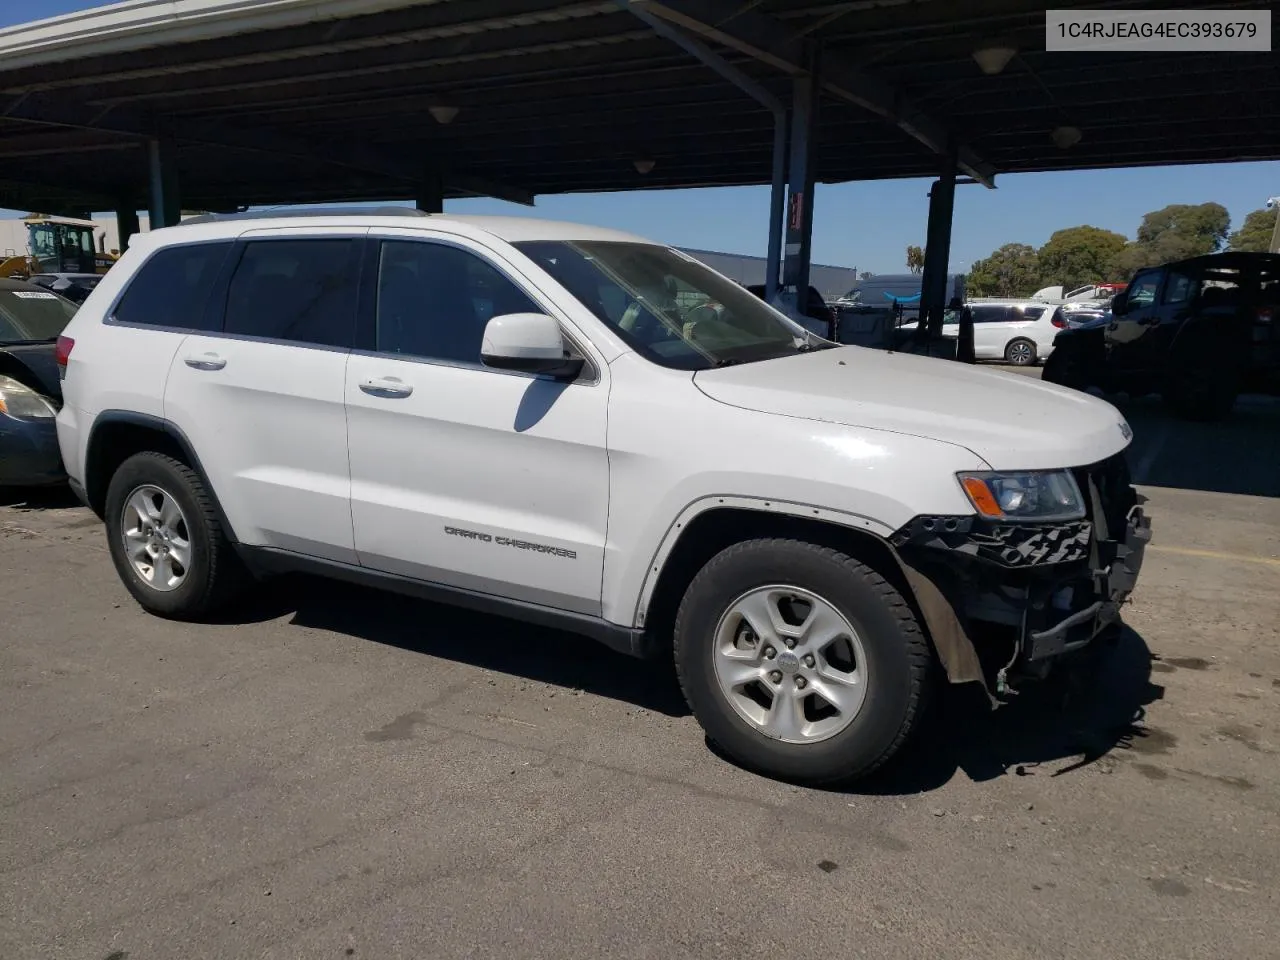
[673,538,931,785]
[104,451,246,618]
[1161,342,1240,421]
[1004,338,1037,366]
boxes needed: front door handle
[359,376,413,398]
[184,353,226,371]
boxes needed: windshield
[0,287,78,342]
[513,240,819,370]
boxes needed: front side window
[112,241,233,330]
[223,239,360,348]
[1125,270,1162,309]
[375,240,541,364]
[514,240,817,370]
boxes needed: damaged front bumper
[889,453,1151,694]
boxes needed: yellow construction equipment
[0,213,119,279]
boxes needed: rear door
[163,229,364,561]
[969,304,1011,358]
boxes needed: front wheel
[673,539,932,785]
[1042,345,1089,390]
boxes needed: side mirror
[480,313,584,380]
[1110,291,1129,315]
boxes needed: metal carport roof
[0,0,1276,213]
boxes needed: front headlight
[957,469,1085,522]
[0,375,58,419]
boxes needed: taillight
[1258,307,1274,324]
[1051,313,1067,328]
[54,335,74,379]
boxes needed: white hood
[693,346,1131,471]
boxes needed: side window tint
[112,242,233,330]
[375,241,540,364]
[1161,270,1197,305]
[1126,272,1161,308]
[972,305,1006,323]
[223,239,359,348]
[1022,306,1046,319]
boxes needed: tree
[1038,225,1128,291]
[1108,202,1231,278]
[1135,202,1229,260]
[966,243,1041,297]
[859,271,874,280]
[905,245,925,274]
[1228,207,1279,252]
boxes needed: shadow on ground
[1114,393,1280,499]
[233,576,1163,782]
[0,484,82,510]
[238,575,690,717]
[849,626,1165,796]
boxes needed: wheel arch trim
[633,497,987,691]
[632,495,894,628]
[85,409,239,544]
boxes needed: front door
[163,231,363,562]
[1106,268,1165,372]
[345,232,610,616]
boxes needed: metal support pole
[147,139,180,228]
[781,47,820,328]
[416,167,444,213]
[617,0,788,299]
[765,113,788,302]
[919,144,958,340]
[114,203,140,253]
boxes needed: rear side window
[971,305,1009,323]
[1021,306,1046,319]
[223,239,360,348]
[111,242,232,330]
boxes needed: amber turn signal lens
[961,476,1003,518]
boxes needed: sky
[4,0,1278,274]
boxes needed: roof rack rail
[178,206,431,225]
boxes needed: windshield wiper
[712,357,746,368]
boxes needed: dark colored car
[27,272,103,306]
[1043,252,1280,420]
[0,278,77,486]
[746,283,836,338]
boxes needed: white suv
[54,210,1150,784]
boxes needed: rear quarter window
[111,241,235,331]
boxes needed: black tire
[1004,337,1037,366]
[1042,345,1089,390]
[104,451,246,619]
[1161,353,1239,421]
[673,538,932,785]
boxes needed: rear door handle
[184,353,226,371]
[359,376,413,398]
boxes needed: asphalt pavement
[3,378,1278,960]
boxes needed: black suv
[1043,252,1279,420]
